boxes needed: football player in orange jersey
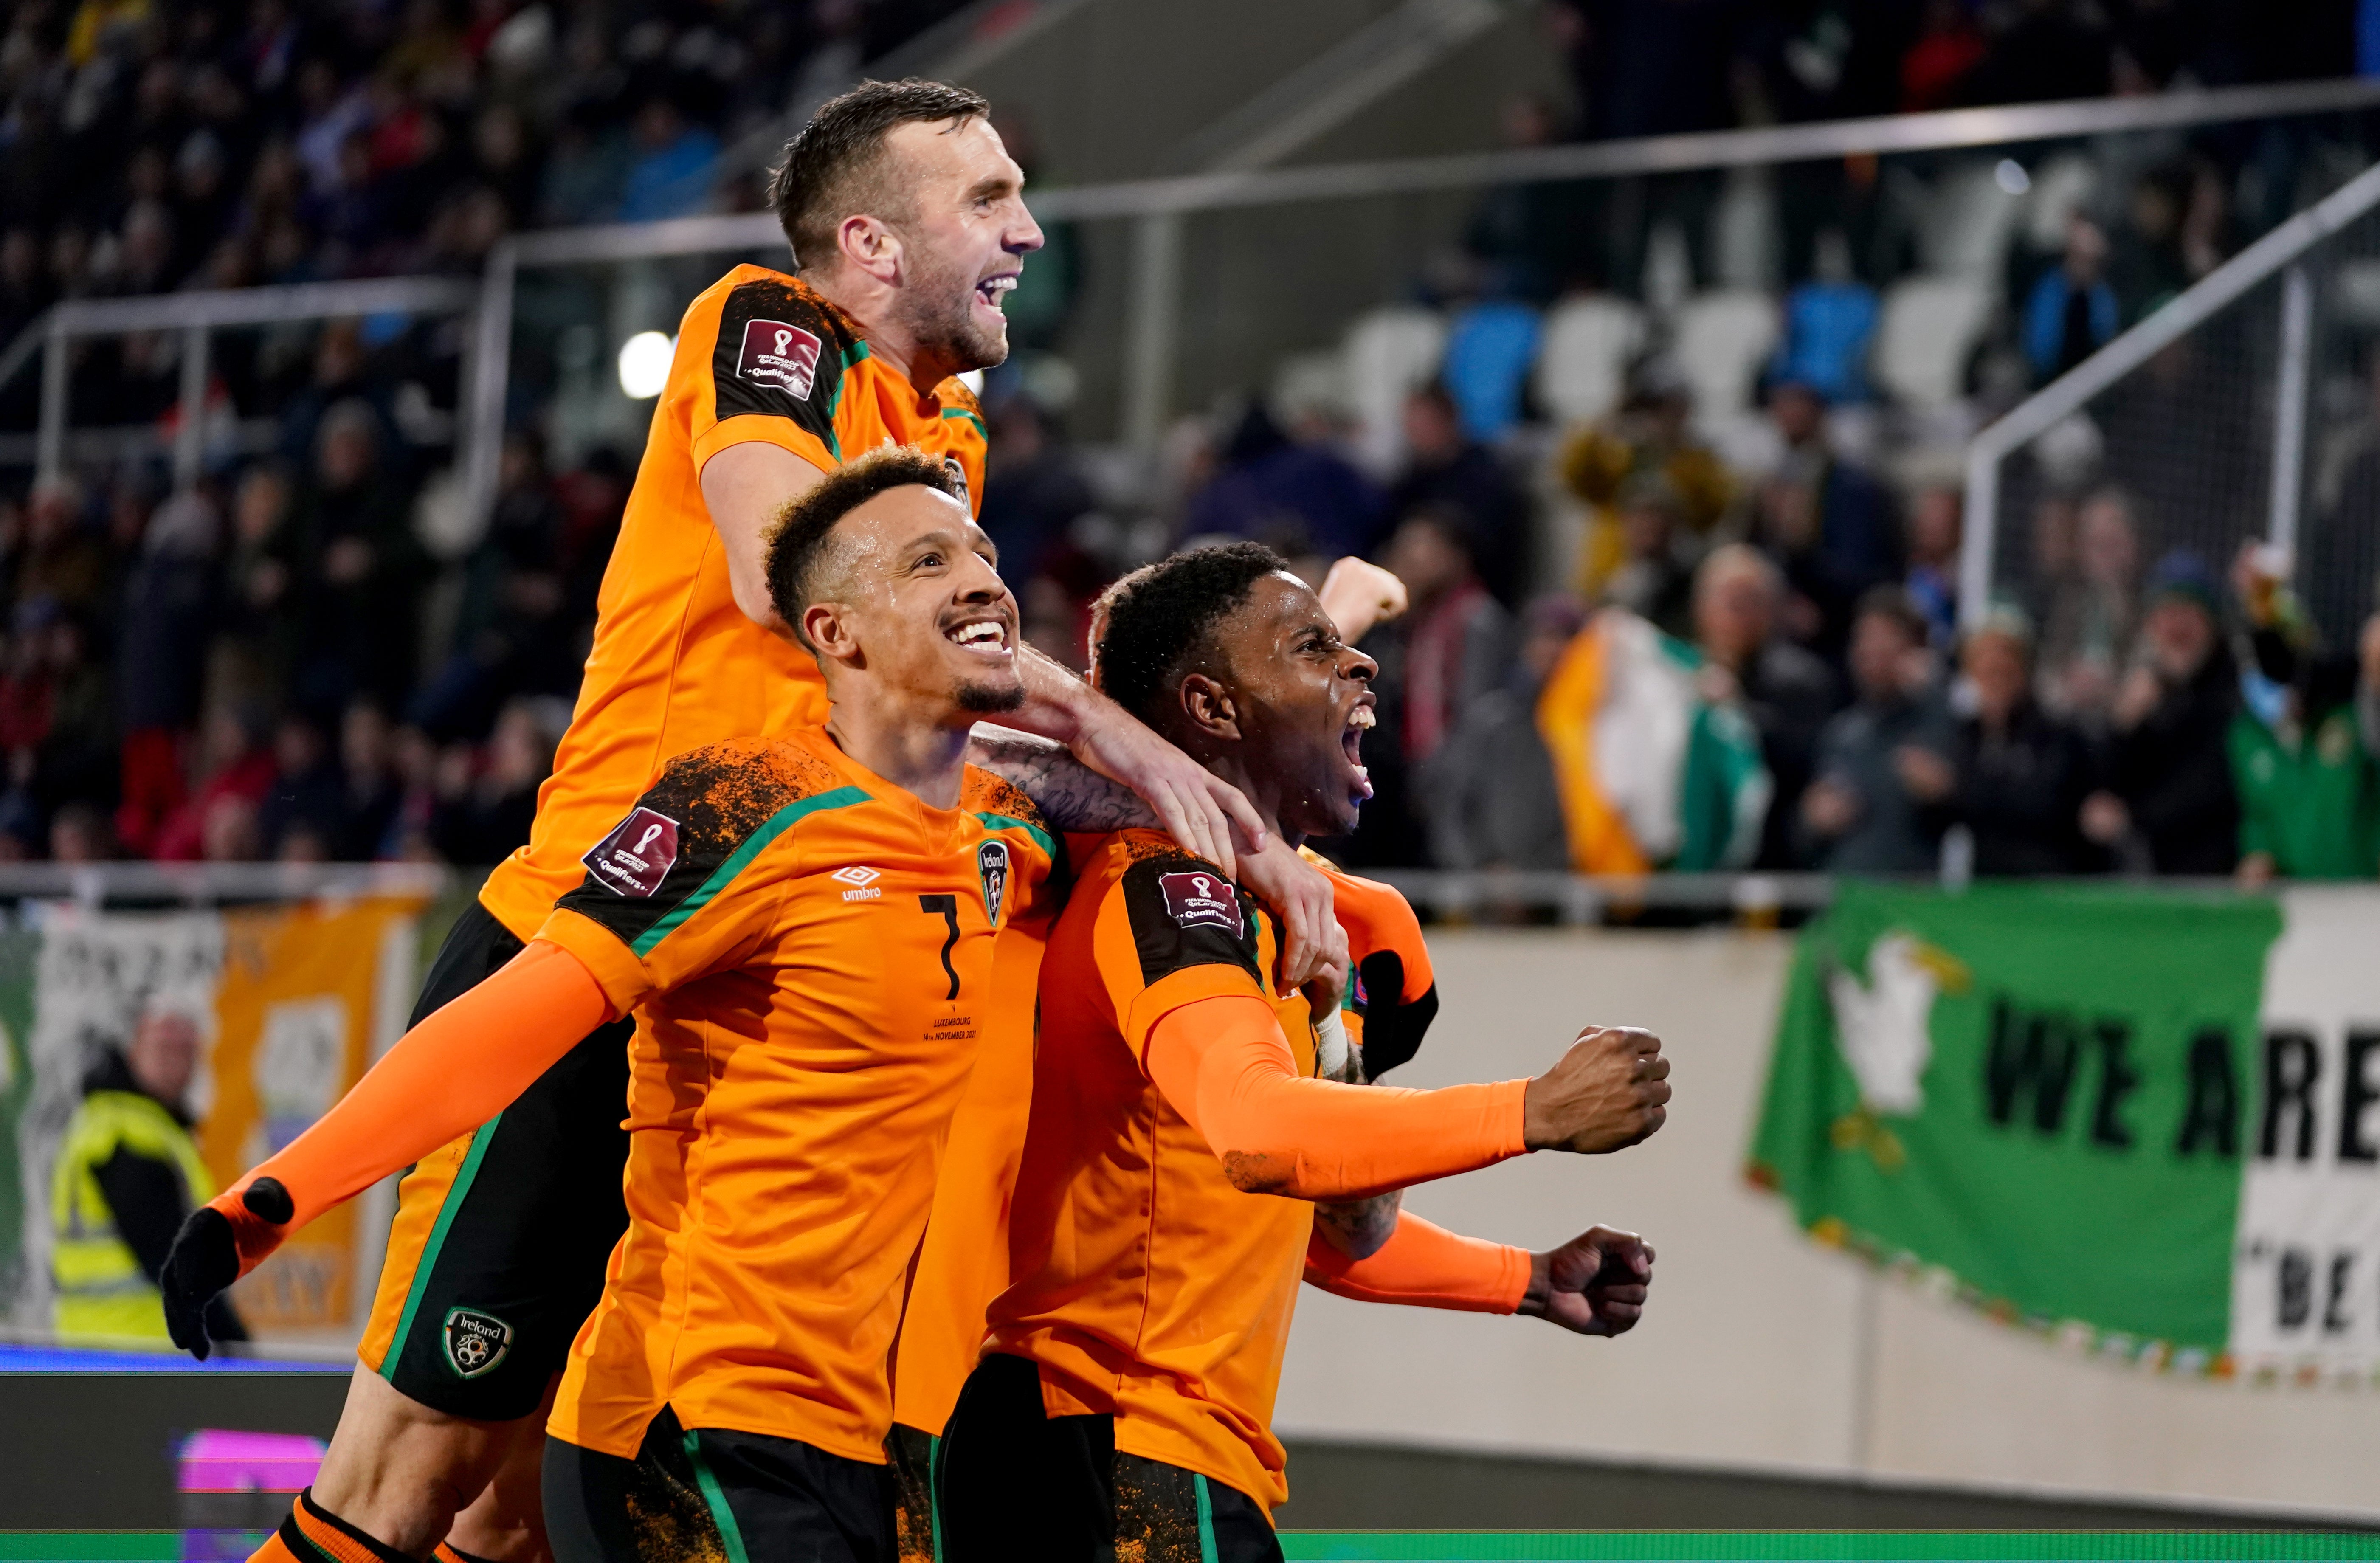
[938,544,1667,1560]
[154,79,1394,1563]
[162,449,1161,1563]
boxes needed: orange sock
[272,1489,422,1563]
[432,1544,501,1563]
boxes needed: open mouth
[1341,703,1375,798]
[975,273,1018,312]
[944,615,1014,659]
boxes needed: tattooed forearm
[967,725,1160,833]
[1314,1190,1401,1260]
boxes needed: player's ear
[803,600,862,668]
[1178,674,1239,741]
[837,213,903,284]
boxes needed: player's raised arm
[157,941,616,1359]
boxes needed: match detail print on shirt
[584,808,682,898]
[738,318,823,398]
[1159,870,1241,932]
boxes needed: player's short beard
[896,231,1009,373]
[955,675,1027,714]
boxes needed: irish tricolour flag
[1750,881,2380,1380]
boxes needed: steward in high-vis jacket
[51,1010,246,1347]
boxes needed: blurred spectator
[256,711,342,858]
[19,478,108,621]
[51,800,118,863]
[1758,380,1901,659]
[431,698,558,866]
[1464,95,1593,303]
[616,93,720,224]
[1798,587,1954,873]
[1184,401,1383,565]
[2079,551,2241,875]
[1389,383,1531,606]
[210,461,300,713]
[1901,0,1987,111]
[116,489,218,800]
[414,431,576,737]
[2038,487,2142,721]
[50,1005,245,1349]
[2229,546,2380,884]
[150,703,274,862]
[337,698,404,860]
[1903,484,1961,646]
[293,400,428,712]
[1426,594,1584,872]
[1941,608,2098,875]
[978,394,1094,591]
[1690,545,1842,871]
[1599,475,1696,640]
[1381,509,1516,783]
[2023,216,2120,383]
[1557,368,1732,604]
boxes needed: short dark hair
[765,444,964,648]
[769,78,991,270]
[1089,543,1286,725]
[1853,584,1930,646]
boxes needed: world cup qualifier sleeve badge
[977,840,1010,929]
[443,1307,514,1379]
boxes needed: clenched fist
[1521,1026,1670,1153]
[1521,1225,1654,1336]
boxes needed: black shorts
[937,1353,1282,1563]
[355,899,634,1421]
[544,1407,898,1563]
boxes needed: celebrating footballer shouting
[155,77,1397,1563]
[934,544,1670,1562]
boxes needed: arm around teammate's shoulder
[158,940,614,1357]
[701,439,828,634]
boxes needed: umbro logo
[833,865,882,902]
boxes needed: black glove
[161,1177,292,1360]
[1353,952,1439,1078]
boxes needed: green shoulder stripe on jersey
[941,406,988,441]
[973,811,1057,866]
[631,784,869,957]
[819,340,874,459]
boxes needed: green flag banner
[1750,881,2380,1382]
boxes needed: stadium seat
[1343,306,1448,475]
[1768,281,1880,405]
[1671,291,1781,424]
[1534,296,1648,429]
[1439,300,1544,443]
[1873,274,1993,410]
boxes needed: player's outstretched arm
[1304,1215,1653,1337]
[157,941,614,1360]
[1145,999,1671,1202]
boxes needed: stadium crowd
[0,0,2376,882]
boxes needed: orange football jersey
[985,830,1322,1511]
[477,265,988,941]
[536,728,1056,1464]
